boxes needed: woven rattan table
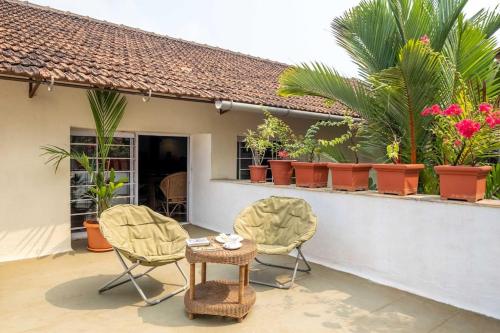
[184,237,257,322]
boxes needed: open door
[137,135,188,222]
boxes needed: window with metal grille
[236,136,275,181]
[70,130,136,233]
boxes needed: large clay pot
[372,164,424,195]
[292,162,329,188]
[328,163,372,191]
[434,165,492,202]
[249,165,268,183]
[268,160,295,185]
[84,220,113,252]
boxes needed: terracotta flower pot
[328,163,372,191]
[269,160,295,185]
[292,162,329,188]
[372,164,424,195]
[83,220,113,252]
[434,165,492,202]
[249,165,268,183]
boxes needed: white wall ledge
[191,136,500,319]
[211,179,500,209]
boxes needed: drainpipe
[214,100,358,121]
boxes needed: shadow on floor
[44,273,169,310]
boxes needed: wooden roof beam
[28,81,41,98]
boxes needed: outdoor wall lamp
[142,88,152,102]
[47,75,54,92]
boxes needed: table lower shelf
[184,280,256,319]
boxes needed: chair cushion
[233,196,317,255]
[99,205,188,266]
[256,243,297,255]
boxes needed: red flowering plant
[421,102,500,166]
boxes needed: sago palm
[278,0,500,164]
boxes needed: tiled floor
[1,224,499,333]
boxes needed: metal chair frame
[99,248,188,306]
[250,245,311,289]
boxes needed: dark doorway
[138,135,188,222]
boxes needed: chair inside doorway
[159,171,187,217]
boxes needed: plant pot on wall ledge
[248,165,268,183]
[269,160,295,185]
[84,220,113,252]
[372,164,424,196]
[434,165,491,202]
[292,162,329,188]
[328,163,372,191]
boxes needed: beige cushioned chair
[98,204,189,305]
[234,196,317,289]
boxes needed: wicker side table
[184,237,257,322]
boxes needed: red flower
[485,111,500,128]
[455,119,481,139]
[421,107,431,116]
[478,103,493,114]
[442,104,463,116]
[277,150,289,159]
[453,139,462,147]
[420,35,430,45]
[431,104,442,115]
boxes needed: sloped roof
[0,0,353,116]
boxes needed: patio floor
[1,224,499,333]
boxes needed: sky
[30,0,500,78]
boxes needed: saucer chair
[233,196,317,289]
[98,204,189,305]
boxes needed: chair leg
[169,203,180,216]
[250,246,311,290]
[161,202,169,216]
[99,250,188,305]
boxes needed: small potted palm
[242,128,270,183]
[372,136,424,195]
[290,119,351,188]
[326,117,372,191]
[42,90,128,252]
[422,102,499,202]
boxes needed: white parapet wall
[190,135,500,319]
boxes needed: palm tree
[278,0,500,164]
[42,90,128,217]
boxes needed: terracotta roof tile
[0,0,354,116]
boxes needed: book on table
[186,237,210,247]
[191,243,222,252]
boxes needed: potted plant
[42,90,128,252]
[242,128,270,183]
[372,136,424,195]
[422,102,499,202]
[289,119,351,188]
[325,117,372,191]
[258,111,296,185]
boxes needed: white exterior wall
[0,80,328,262]
[191,135,500,319]
[3,79,499,319]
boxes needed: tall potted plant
[258,111,296,185]
[242,128,270,183]
[289,119,351,187]
[423,102,499,202]
[372,136,424,195]
[326,117,372,191]
[277,0,500,195]
[42,90,128,252]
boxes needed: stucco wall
[0,79,341,262]
[190,135,500,319]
